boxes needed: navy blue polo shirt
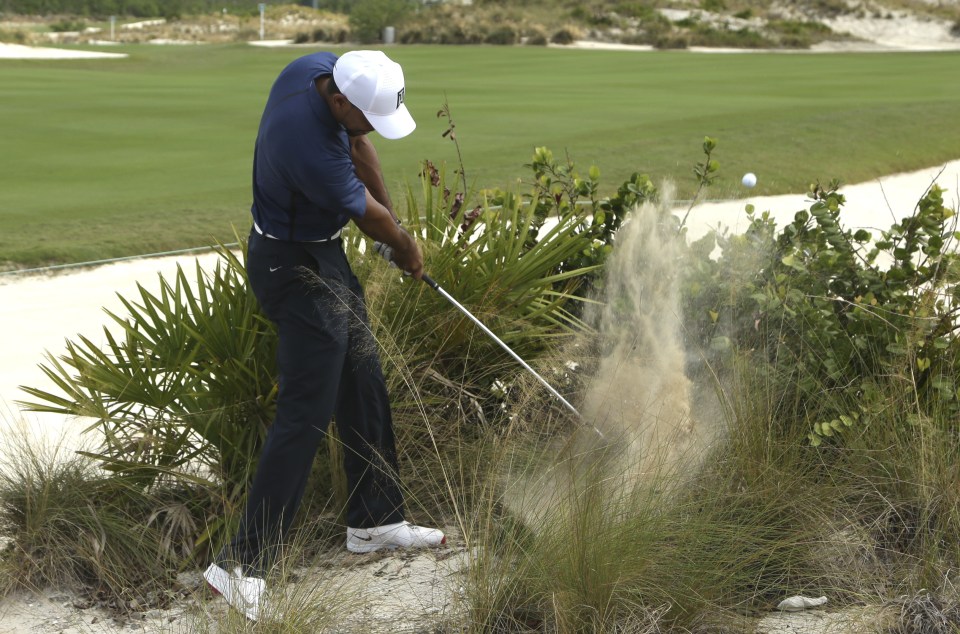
[251,52,366,242]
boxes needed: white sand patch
[553,41,654,51]
[0,41,127,59]
[683,159,960,243]
[821,13,960,51]
[0,250,226,449]
[121,19,167,30]
[249,39,296,47]
[566,10,960,53]
[147,38,205,45]
[756,603,892,633]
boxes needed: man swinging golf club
[204,50,445,621]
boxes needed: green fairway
[1,44,959,268]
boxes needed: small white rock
[777,595,828,611]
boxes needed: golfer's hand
[373,231,423,279]
[391,234,423,279]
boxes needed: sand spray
[579,185,706,480]
[504,186,720,523]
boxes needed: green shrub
[308,26,347,42]
[50,19,86,32]
[348,0,414,42]
[688,23,774,48]
[398,27,423,43]
[701,0,726,11]
[613,1,658,20]
[524,28,548,45]
[0,28,28,43]
[653,32,689,48]
[766,19,834,47]
[810,0,854,16]
[484,25,517,44]
[568,5,588,20]
[439,26,471,44]
[20,245,276,549]
[683,182,960,446]
[550,27,577,44]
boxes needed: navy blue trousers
[219,229,406,573]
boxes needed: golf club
[420,273,585,415]
[374,242,603,438]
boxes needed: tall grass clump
[455,418,837,632]
[0,424,178,608]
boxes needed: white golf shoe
[346,521,446,553]
[204,563,266,621]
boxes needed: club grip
[421,273,439,290]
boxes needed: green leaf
[932,376,954,393]
[781,253,805,271]
[710,336,731,351]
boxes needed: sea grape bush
[683,181,960,445]
[479,146,657,279]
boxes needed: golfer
[204,50,445,621]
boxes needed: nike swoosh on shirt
[269,266,282,272]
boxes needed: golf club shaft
[421,273,582,419]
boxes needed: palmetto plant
[355,161,601,385]
[20,246,277,517]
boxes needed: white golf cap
[333,50,415,140]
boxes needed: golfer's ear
[331,93,351,112]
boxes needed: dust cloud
[502,190,720,526]
[580,188,708,481]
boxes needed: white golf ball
[742,172,757,188]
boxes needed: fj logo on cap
[396,87,405,108]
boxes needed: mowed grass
[1,44,959,267]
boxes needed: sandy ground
[0,546,468,633]
[0,250,227,452]
[818,12,960,51]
